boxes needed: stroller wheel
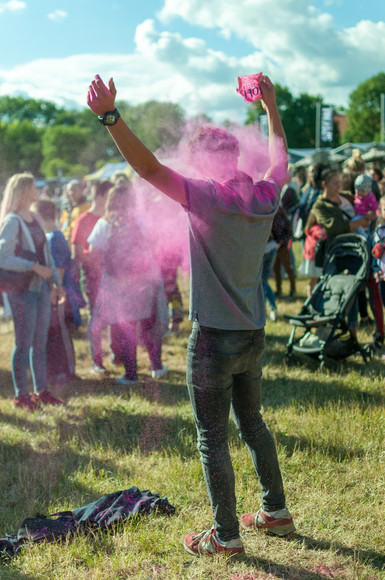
[319,356,337,372]
[319,360,330,373]
[284,353,301,368]
[361,343,374,361]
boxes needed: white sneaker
[151,365,168,379]
[269,309,278,322]
[91,364,109,376]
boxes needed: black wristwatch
[97,108,121,126]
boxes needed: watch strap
[97,108,121,126]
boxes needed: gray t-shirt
[183,172,280,330]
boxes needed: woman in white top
[87,183,168,384]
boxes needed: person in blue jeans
[0,173,66,411]
[87,72,295,558]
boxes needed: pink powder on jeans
[236,73,262,103]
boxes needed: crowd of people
[0,172,176,411]
[261,153,385,353]
[0,72,385,558]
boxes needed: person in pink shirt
[353,174,379,218]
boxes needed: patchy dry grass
[0,272,384,579]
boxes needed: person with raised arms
[87,73,295,557]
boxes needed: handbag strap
[10,213,36,253]
[341,208,354,222]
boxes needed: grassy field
[0,271,384,579]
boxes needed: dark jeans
[113,318,162,381]
[261,248,277,311]
[47,302,75,382]
[7,282,51,397]
[380,280,385,306]
[186,321,285,542]
[274,245,296,294]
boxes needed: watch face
[105,113,117,125]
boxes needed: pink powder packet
[236,73,262,103]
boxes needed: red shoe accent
[183,528,244,558]
[13,393,37,412]
[241,508,295,536]
[32,390,65,406]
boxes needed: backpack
[271,206,292,247]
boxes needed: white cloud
[48,9,68,22]
[158,0,385,107]
[0,4,384,123]
[0,0,26,14]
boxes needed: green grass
[0,273,384,579]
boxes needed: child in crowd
[353,174,379,236]
[372,196,385,316]
[35,198,86,386]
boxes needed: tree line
[0,72,384,185]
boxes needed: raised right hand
[87,75,117,116]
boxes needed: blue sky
[0,0,383,123]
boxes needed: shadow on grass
[0,369,13,399]
[290,532,385,575]
[232,558,342,580]
[226,416,365,462]
[57,406,196,458]
[55,373,190,407]
[133,373,189,406]
[274,431,366,461]
[0,568,38,580]
[222,532,385,578]
[262,372,385,410]
[0,429,182,542]
[182,557,333,580]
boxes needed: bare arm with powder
[87,76,186,205]
[259,77,289,187]
[87,74,288,199]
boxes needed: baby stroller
[284,233,374,370]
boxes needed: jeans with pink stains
[186,321,285,542]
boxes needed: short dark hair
[320,167,340,185]
[188,125,240,156]
[35,197,57,221]
[91,179,113,201]
[372,167,383,181]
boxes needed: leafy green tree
[117,100,185,152]
[41,125,90,177]
[0,121,43,183]
[0,96,63,126]
[343,73,385,142]
[50,102,185,172]
[245,85,339,148]
[60,108,123,171]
